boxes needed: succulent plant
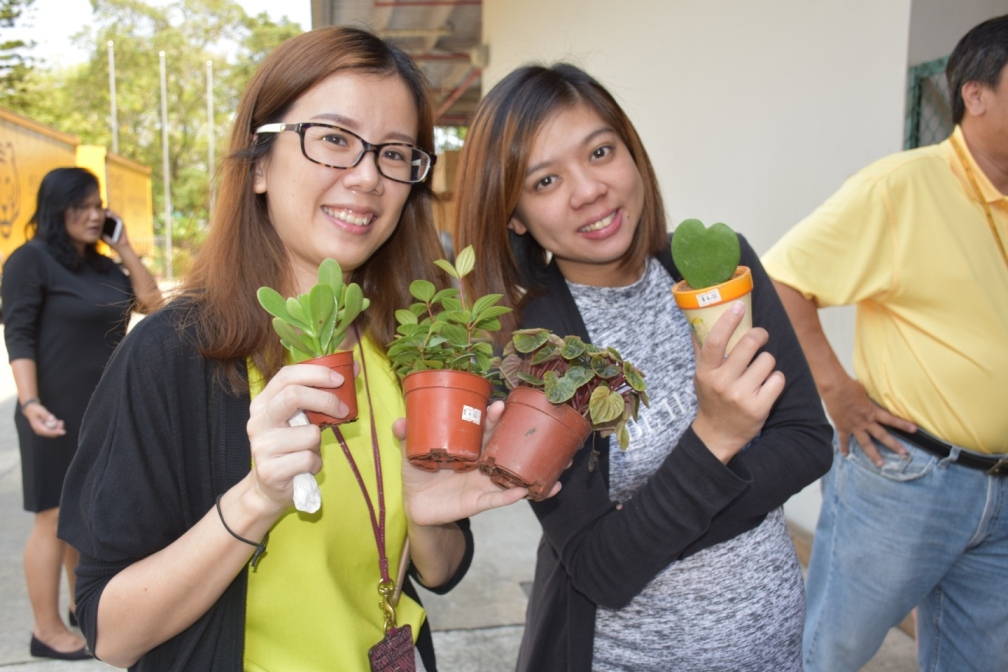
[386,245,511,380]
[498,328,648,450]
[670,218,741,289]
[257,258,369,361]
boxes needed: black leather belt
[889,427,1008,476]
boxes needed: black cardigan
[58,300,471,671]
[515,236,833,672]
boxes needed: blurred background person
[1,166,160,660]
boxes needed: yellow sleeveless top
[244,338,424,671]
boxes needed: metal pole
[159,51,173,280]
[107,41,118,153]
[206,60,214,219]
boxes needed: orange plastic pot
[303,350,358,428]
[479,386,592,502]
[402,369,492,472]
[671,266,753,353]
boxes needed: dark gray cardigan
[515,236,833,672]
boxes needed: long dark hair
[180,26,448,394]
[453,63,668,342]
[29,167,112,273]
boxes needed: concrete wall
[482,0,1007,533]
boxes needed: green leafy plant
[670,218,741,289]
[386,245,512,380]
[499,328,648,450]
[257,258,369,362]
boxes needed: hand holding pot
[246,363,352,514]
[395,400,560,526]
[690,301,786,464]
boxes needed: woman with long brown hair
[455,63,834,671]
[58,27,528,671]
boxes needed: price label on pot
[461,405,482,425]
[696,288,723,307]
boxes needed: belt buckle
[986,458,1008,476]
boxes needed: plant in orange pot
[670,218,753,353]
[386,245,511,472]
[257,257,369,428]
[479,329,648,501]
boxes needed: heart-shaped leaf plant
[670,218,741,289]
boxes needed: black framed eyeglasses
[254,122,436,184]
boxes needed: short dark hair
[947,14,1008,124]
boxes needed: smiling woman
[55,26,540,672]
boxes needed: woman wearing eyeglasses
[57,27,532,671]
[2,167,160,661]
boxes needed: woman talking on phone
[1,166,160,660]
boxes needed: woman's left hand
[396,400,559,527]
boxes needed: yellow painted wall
[0,107,78,262]
[0,107,155,262]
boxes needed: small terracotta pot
[402,369,492,472]
[479,387,592,501]
[671,266,753,353]
[303,350,358,428]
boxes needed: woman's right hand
[690,301,786,463]
[244,363,351,514]
[23,401,66,437]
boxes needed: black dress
[2,239,134,512]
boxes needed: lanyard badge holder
[336,328,417,672]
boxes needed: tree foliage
[19,0,302,275]
[0,0,36,107]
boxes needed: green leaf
[591,356,620,379]
[272,318,318,357]
[309,284,335,329]
[409,279,436,302]
[529,342,561,366]
[617,426,630,450]
[513,329,551,354]
[453,245,476,278]
[475,305,512,321]
[433,258,458,279]
[560,337,587,360]
[317,258,344,297]
[670,218,741,289]
[589,386,623,425]
[257,287,291,321]
[395,309,418,325]
[624,362,647,392]
[440,297,464,312]
[432,288,459,303]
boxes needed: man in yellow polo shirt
[762,15,1008,672]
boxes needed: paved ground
[0,324,916,671]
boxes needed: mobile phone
[102,214,123,244]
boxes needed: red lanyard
[332,326,398,633]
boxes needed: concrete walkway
[0,325,916,671]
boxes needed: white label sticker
[696,288,723,307]
[461,405,482,425]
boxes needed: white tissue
[288,410,321,513]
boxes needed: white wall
[909,0,1008,66]
[483,0,913,533]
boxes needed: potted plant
[257,257,369,428]
[386,244,511,471]
[479,329,648,501]
[669,218,753,352]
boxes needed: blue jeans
[803,435,1008,672]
